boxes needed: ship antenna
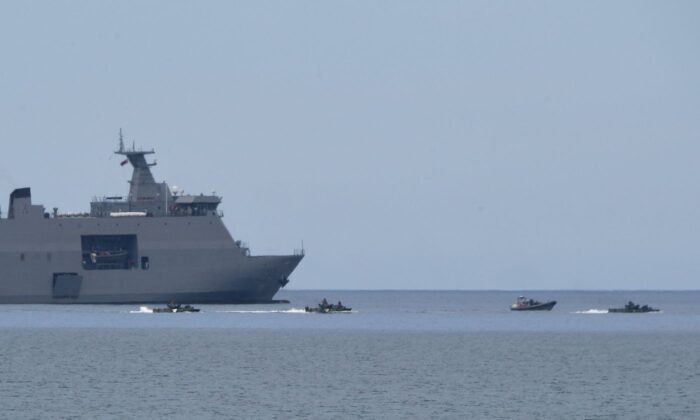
[118,128,125,153]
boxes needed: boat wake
[215,308,307,314]
[130,306,154,314]
[573,309,609,314]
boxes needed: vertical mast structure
[114,130,170,211]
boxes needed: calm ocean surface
[1,290,699,419]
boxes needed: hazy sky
[1,1,699,289]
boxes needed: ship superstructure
[0,132,303,303]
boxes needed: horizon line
[283,288,700,292]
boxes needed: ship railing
[92,196,128,204]
[56,212,91,218]
[293,248,305,256]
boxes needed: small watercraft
[510,296,556,311]
[305,298,351,313]
[608,301,659,313]
[152,302,200,313]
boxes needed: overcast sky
[1,1,699,289]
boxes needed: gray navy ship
[0,132,304,304]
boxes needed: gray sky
[1,1,699,289]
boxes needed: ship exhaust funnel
[8,187,32,219]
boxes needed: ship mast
[118,128,125,153]
[114,129,161,203]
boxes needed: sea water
[1,290,698,418]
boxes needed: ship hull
[0,214,302,304]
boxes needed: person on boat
[320,298,328,309]
[337,301,343,308]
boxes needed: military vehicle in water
[152,302,200,313]
[0,131,303,303]
[305,299,352,313]
[608,301,659,313]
